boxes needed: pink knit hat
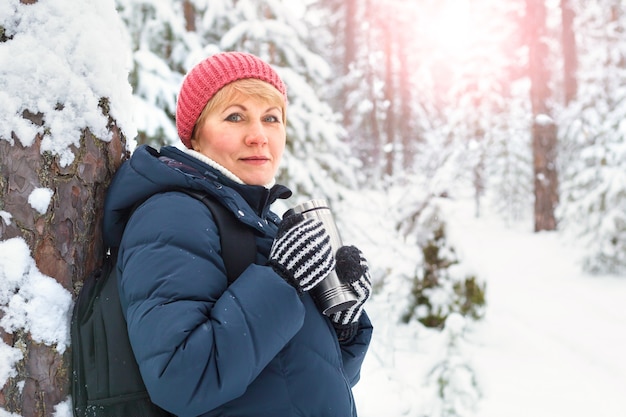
[175,51,287,149]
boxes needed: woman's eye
[225,113,242,122]
[264,115,280,123]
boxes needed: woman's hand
[329,246,372,341]
[268,213,335,293]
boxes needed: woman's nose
[245,121,268,145]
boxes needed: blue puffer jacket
[102,145,373,417]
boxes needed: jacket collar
[158,146,292,217]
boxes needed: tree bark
[526,0,559,231]
[382,8,395,178]
[0,106,128,416]
[561,0,578,104]
[362,0,383,177]
[396,7,413,172]
[344,0,357,75]
[531,121,558,231]
[183,0,196,32]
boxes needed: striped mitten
[269,213,335,293]
[330,246,372,342]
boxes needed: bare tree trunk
[362,0,383,177]
[344,0,357,75]
[561,0,578,104]
[393,3,412,174]
[0,102,128,417]
[183,0,196,32]
[382,12,395,178]
[526,0,559,232]
[341,0,358,131]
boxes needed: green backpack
[71,190,256,417]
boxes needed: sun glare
[422,0,473,57]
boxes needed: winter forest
[1,0,625,416]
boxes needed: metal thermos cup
[285,199,358,316]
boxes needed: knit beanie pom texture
[176,51,287,149]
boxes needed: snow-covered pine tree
[116,0,197,146]
[424,314,482,417]
[557,0,626,275]
[486,81,534,225]
[400,200,486,328]
[318,0,395,185]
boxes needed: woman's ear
[190,137,200,151]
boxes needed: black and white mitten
[330,245,372,342]
[269,213,335,293]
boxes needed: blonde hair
[191,78,287,142]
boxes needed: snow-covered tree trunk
[0,125,127,416]
[0,0,134,414]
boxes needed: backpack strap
[179,189,257,284]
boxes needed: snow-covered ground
[354,198,626,417]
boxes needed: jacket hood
[102,144,291,248]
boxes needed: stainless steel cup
[285,199,358,315]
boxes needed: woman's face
[192,94,286,186]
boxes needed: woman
[102,51,373,417]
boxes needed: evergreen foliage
[322,1,391,184]
[116,0,189,146]
[425,314,482,417]
[485,80,534,224]
[557,2,626,274]
[400,202,486,329]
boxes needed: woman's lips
[241,156,269,165]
